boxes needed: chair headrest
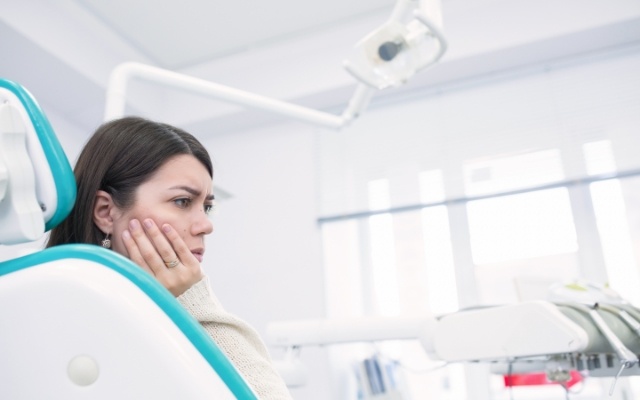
[0,79,75,244]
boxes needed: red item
[504,371,582,388]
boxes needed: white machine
[266,282,640,394]
[0,78,257,399]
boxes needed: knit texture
[178,277,292,400]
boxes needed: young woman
[47,116,291,399]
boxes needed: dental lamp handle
[413,11,448,70]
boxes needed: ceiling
[1,0,639,141]
[77,0,392,69]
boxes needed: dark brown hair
[47,116,212,247]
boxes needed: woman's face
[110,154,214,263]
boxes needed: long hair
[47,116,212,247]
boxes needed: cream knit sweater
[177,277,292,400]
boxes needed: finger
[121,229,155,276]
[128,218,165,275]
[161,223,199,269]
[141,218,181,269]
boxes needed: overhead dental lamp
[344,0,447,89]
[104,0,447,129]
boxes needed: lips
[191,249,204,263]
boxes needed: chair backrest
[0,79,257,399]
[0,244,258,399]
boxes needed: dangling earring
[101,233,111,249]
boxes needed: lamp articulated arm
[104,61,375,129]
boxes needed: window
[420,170,459,315]
[368,179,400,316]
[467,189,578,265]
[465,150,578,266]
[585,140,640,305]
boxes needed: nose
[191,208,214,236]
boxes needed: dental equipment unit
[267,283,640,393]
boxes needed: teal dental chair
[0,79,257,399]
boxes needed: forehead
[144,154,212,190]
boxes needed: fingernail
[143,219,153,229]
[129,219,140,230]
[162,224,171,233]
[122,230,130,239]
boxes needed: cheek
[109,222,129,257]
[171,221,190,237]
[165,218,192,242]
[146,211,188,237]
[130,208,167,228]
[117,206,190,240]
[111,208,151,241]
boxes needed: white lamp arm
[104,62,375,129]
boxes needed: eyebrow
[169,185,215,201]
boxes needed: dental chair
[0,79,257,399]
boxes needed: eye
[174,198,192,209]
[204,203,216,215]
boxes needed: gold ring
[164,259,180,268]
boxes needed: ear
[93,190,117,234]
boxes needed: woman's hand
[122,218,204,297]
